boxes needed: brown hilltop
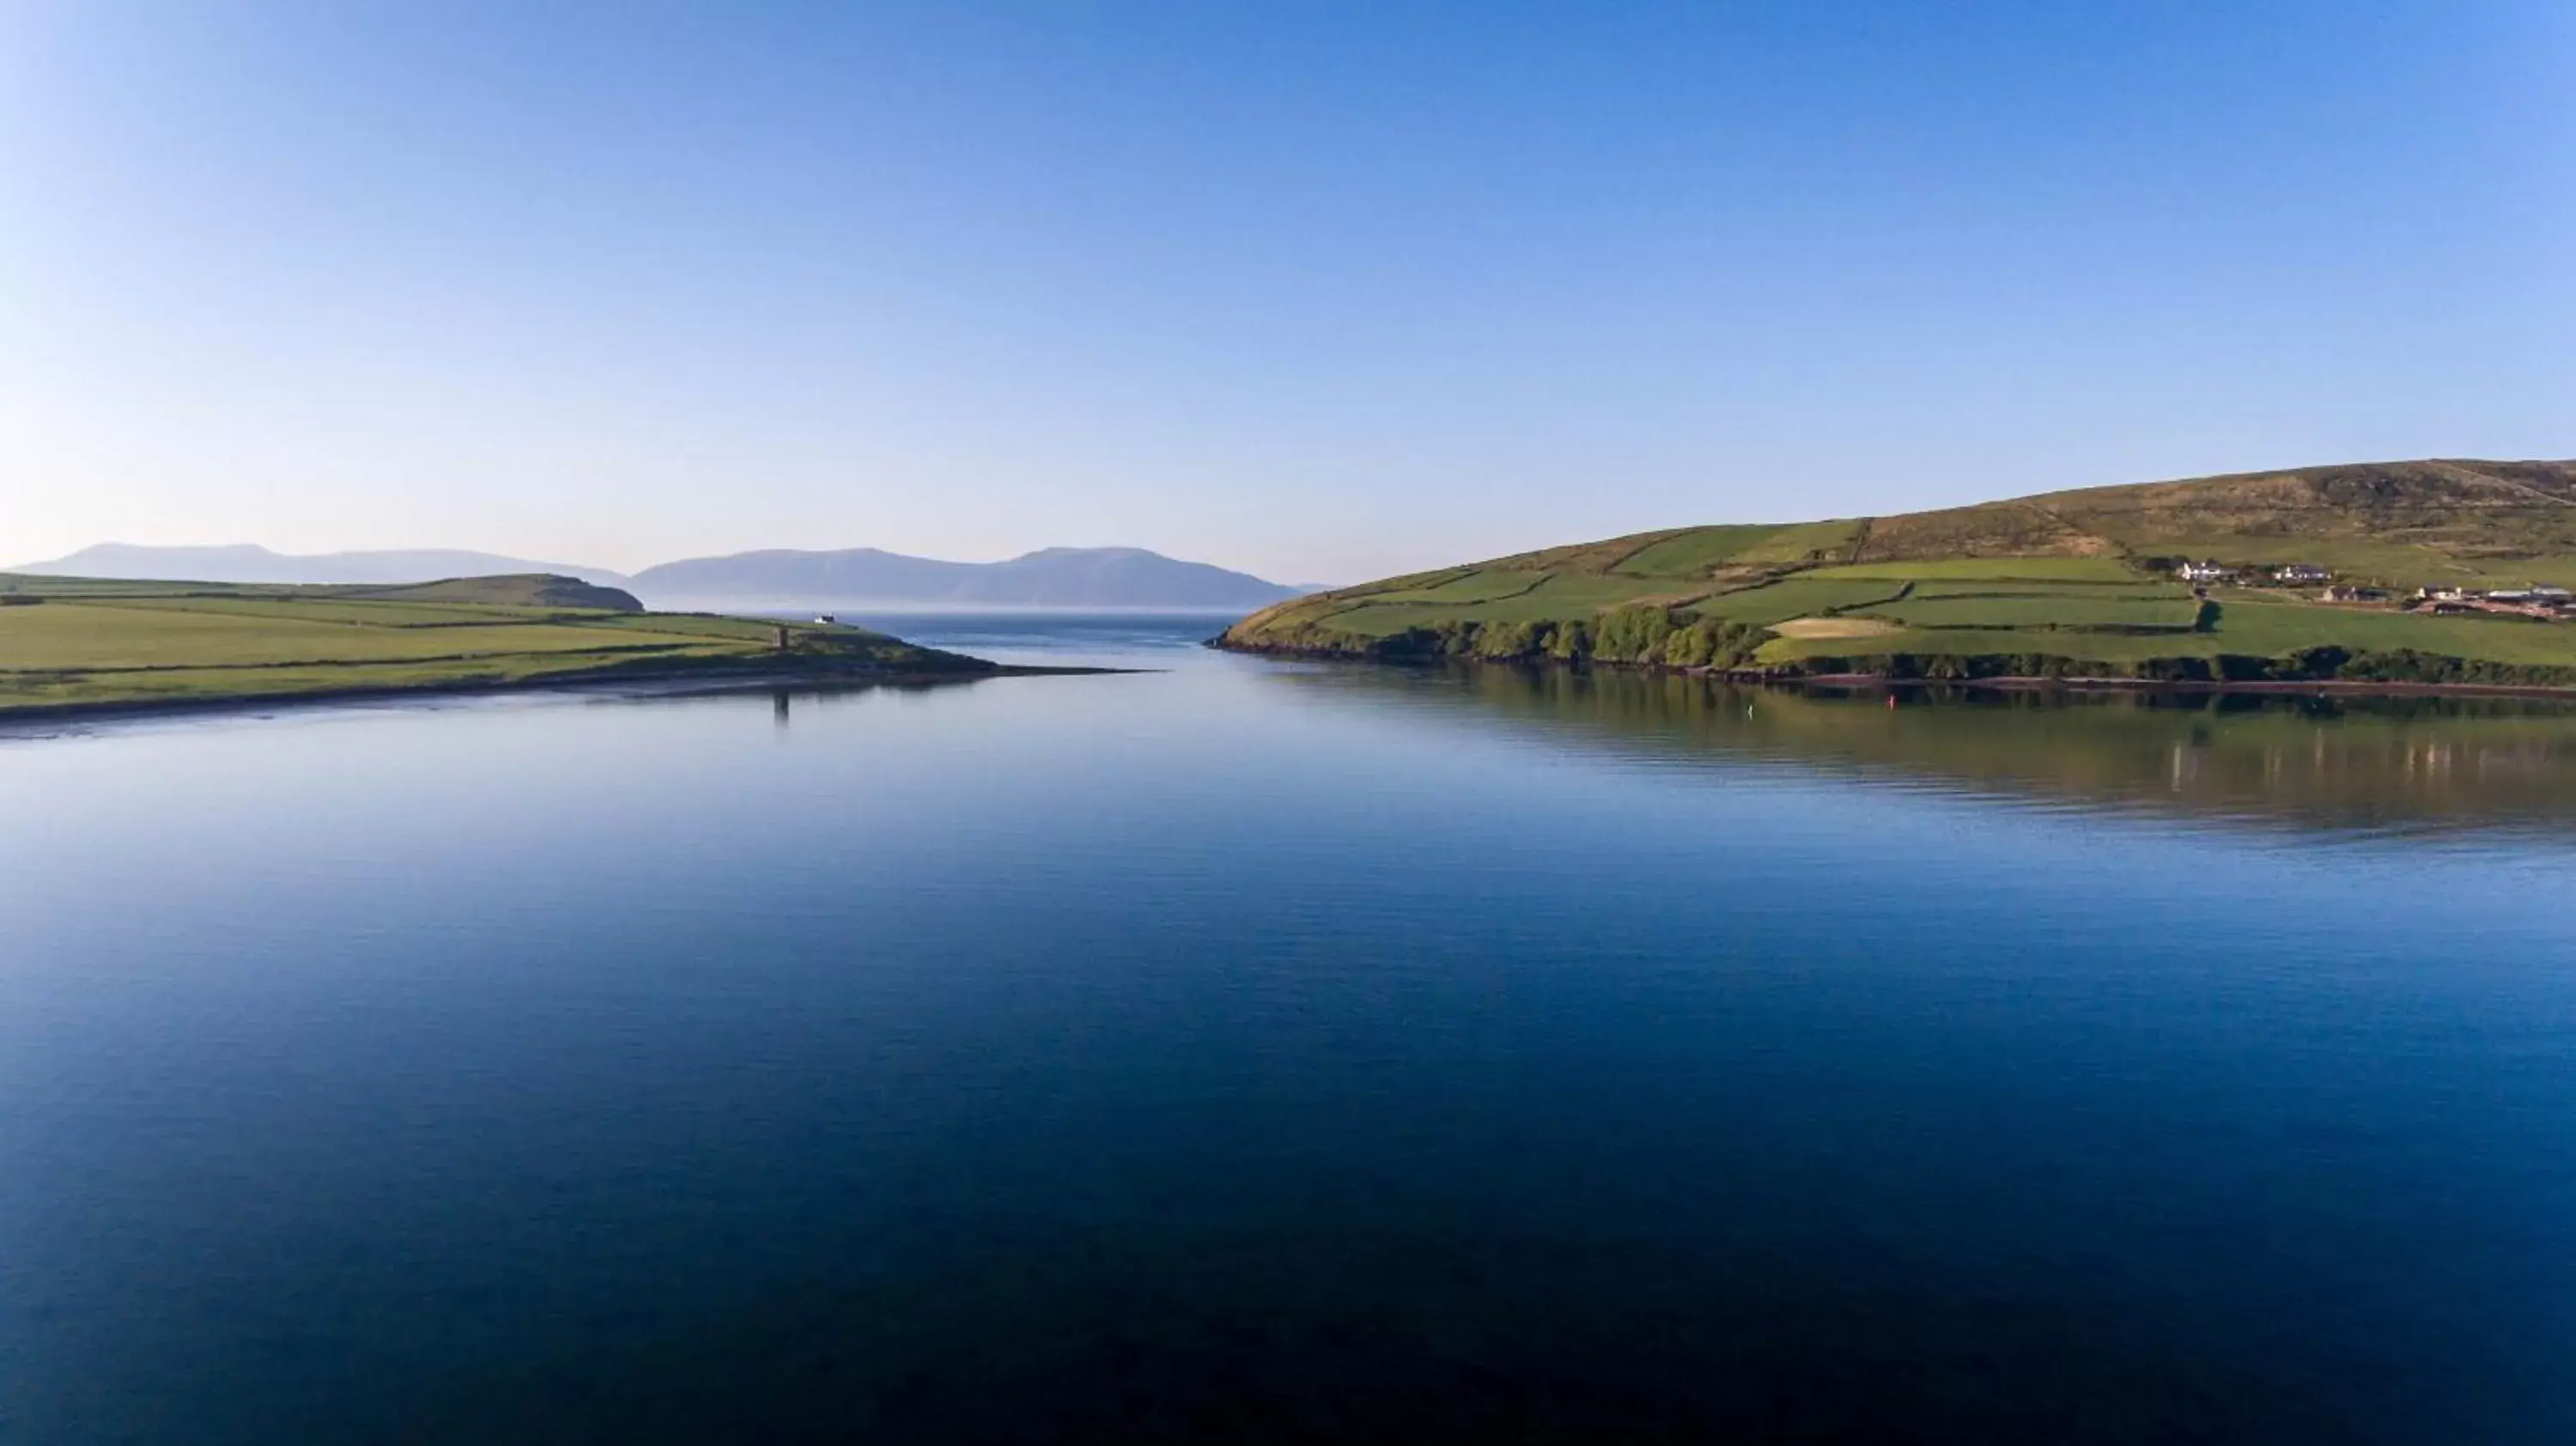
[1856,459,2576,565]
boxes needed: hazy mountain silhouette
[15,543,629,587]
[629,546,1308,608]
[16,541,1318,608]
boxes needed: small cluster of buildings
[2173,560,2333,586]
[2165,561,2576,619]
[2412,584,2576,618]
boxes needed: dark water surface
[6,614,2575,1443]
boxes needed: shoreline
[0,661,1133,732]
[1208,638,2576,702]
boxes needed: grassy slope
[0,573,993,714]
[3,572,647,609]
[1223,458,2576,679]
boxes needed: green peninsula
[1222,459,2576,689]
[0,573,998,719]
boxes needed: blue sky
[5,2,2570,581]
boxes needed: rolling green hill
[0,573,996,717]
[1220,459,2576,686]
[3,571,646,610]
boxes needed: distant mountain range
[627,546,1304,608]
[11,542,1317,609]
[15,543,630,588]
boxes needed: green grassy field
[1691,578,1911,625]
[0,574,993,715]
[1613,520,1866,575]
[1801,557,2145,584]
[1221,457,2576,685]
[1851,594,2202,631]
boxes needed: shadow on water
[1260,659,2576,837]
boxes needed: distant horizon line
[10,538,1334,591]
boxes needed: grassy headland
[1219,459,2576,690]
[0,573,1001,719]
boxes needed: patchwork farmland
[1222,459,2576,686]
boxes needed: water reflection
[1263,661,2576,835]
[6,630,2576,1443]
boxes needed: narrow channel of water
[6,616,2572,1443]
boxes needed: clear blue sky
[5,2,2570,582]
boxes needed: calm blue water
[5,614,2575,1443]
